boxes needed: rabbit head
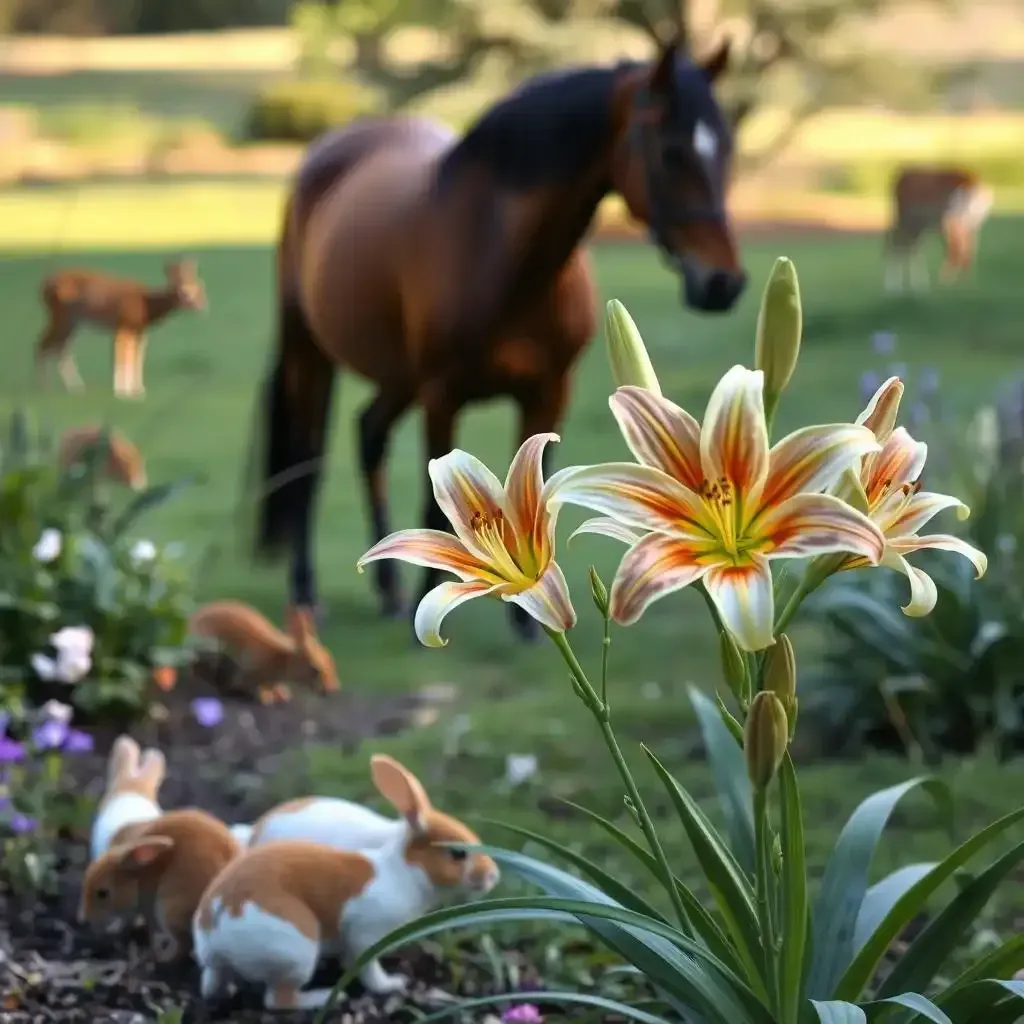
[78,832,174,930]
[286,605,339,693]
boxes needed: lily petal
[357,529,496,582]
[882,549,938,617]
[429,449,510,555]
[761,423,879,507]
[569,517,644,547]
[505,432,559,549]
[503,562,577,632]
[545,462,709,539]
[857,376,904,443]
[700,365,769,496]
[864,427,927,500]
[608,533,711,625]
[888,533,988,579]
[609,386,703,489]
[759,493,886,564]
[883,490,968,536]
[413,579,501,648]
[704,555,776,652]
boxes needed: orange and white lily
[357,433,575,647]
[550,366,886,651]
[838,377,987,616]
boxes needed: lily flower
[358,434,576,647]
[839,378,987,615]
[551,367,885,651]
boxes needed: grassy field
[5,196,1024,935]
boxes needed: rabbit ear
[138,749,166,794]
[108,735,140,788]
[370,755,431,834]
[116,834,174,870]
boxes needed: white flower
[41,699,73,723]
[505,753,538,787]
[50,626,94,657]
[32,528,63,563]
[55,653,91,684]
[131,539,157,563]
[31,653,58,681]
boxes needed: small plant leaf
[854,864,938,953]
[862,992,952,1023]
[778,753,808,1023]
[811,999,867,1023]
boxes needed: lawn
[4,203,1023,936]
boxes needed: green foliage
[244,77,383,143]
[309,264,1022,1024]
[806,379,1024,760]
[0,413,198,723]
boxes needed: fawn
[58,425,147,491]
[34,258,207,399]
[187,602,339,705]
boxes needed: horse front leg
[357,386,414,618]
[509,374,571,645]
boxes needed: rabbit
[58,424,147,491]
[188,601,339,705]
[192,754,500,1011]
[79,808,241,963]
[90,735,166,861]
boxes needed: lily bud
[763,633,797,738]
[744,691,789,792]
[857,376,905,444]
[718,629,748,707]
[754,257,802,404]
[588,566,609,617]
[605,299,662,395]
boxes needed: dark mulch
[1,672,515,1023]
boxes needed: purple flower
[9,812,37,834]
[32,718,68,751]
[502,1006,543,1024]
[63,729,94,754]
[191,697,224,729]
[872,331,896,354]
[0,737,25,763]
[859,370,881,403]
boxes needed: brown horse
[251,36,747,644]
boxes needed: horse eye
[449,848,468,862]
[95,887,110,901]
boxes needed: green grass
[4,208,1024,931]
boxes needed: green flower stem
[545,627,694,937]
[774,578,812,637]
[753,787,779,1015]
[763,391,780,438]
[600,611,611,710]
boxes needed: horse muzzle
[680,259,747,314]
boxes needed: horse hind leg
[358,386,414,618]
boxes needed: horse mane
[437,62,643,191]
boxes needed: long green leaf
[484,817,669,923]
[779,753,808,1024]
[878,836,1024,1000]
[412,990,678,1024]
[559,799,743,977]
[941,935,1024,1001]
[808,777,952,1000]
[861,993,951,1023]
[643,745,765,991]
[854,865,938,954]
[313,892,765,1024]
[939,976,1024,1020]
[811,1000,868,1023]
[689,685,756,876]
[109,473,202,539]
[836,807,1024,1002]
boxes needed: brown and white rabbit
[188,601,339,705]
[90,736,166,861]
[58,424,147,491]
[79,808,240,962]
[193,754,499,1011]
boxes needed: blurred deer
[883,167,993,293]
[34,258,207,398]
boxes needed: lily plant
[324,258,1019,1024]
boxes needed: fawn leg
[113,328,137,398]
[132,333,148,397]
[35,312,77,391]
[357,386,414,618]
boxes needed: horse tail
[253,198,337,567]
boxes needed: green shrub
[0,413,199,725]
[244,78,382,143]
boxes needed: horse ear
[649,37,679,96]
[701,37,731,83]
